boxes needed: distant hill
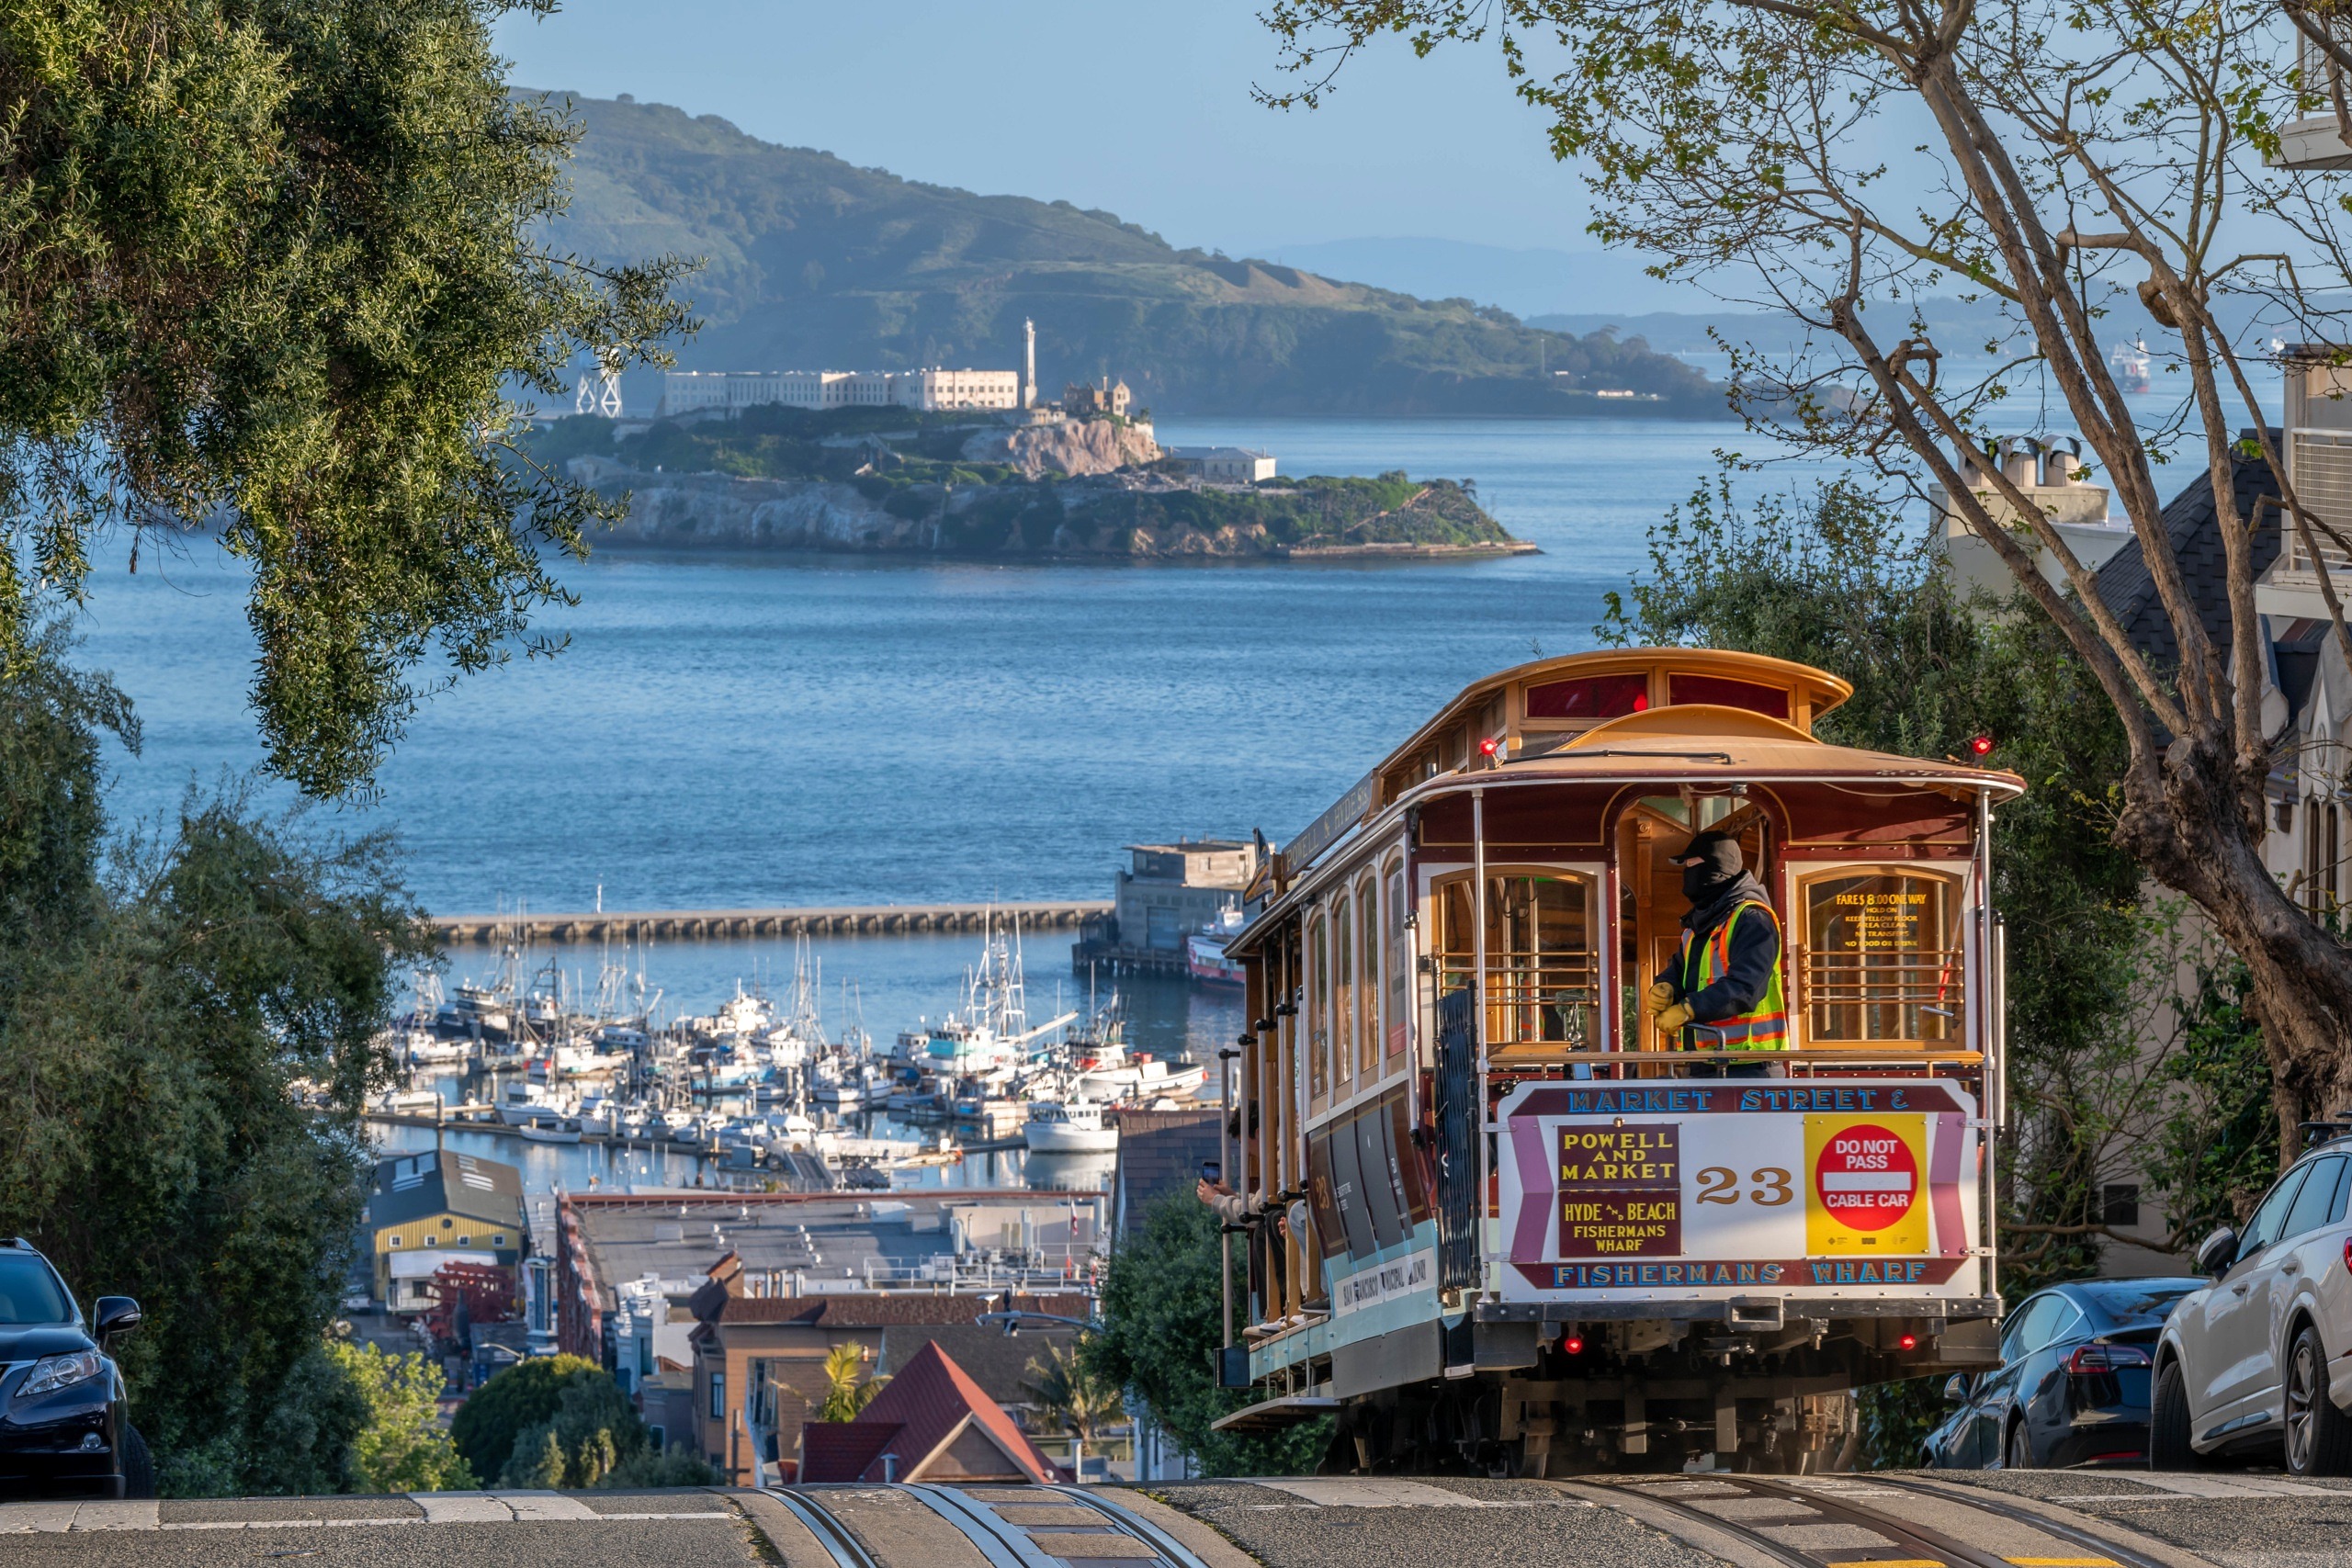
[539,94,1725,418]
[1259,237,1697,319]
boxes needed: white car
[2153,1134,2352,1474]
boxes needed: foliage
[1086,1194,1327,1476]
[0,2,688,799]
[2145,953,2282,1243]
[0,633,424,1495]
[1021,1339,1125,1442]
[542,96,1717,417]
[461,1356,712,1490]
[326,1341,478,1493]
[816,1342,886,1424]
[448,1354,602,1483]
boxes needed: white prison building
[661,367,1020,416]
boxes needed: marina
[429,898,1108,945]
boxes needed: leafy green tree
[1021,1340,1124,1446]
[328,1341,477,1493]
[1087,1195,1326,1476]
[815,1342,885,1424]
[0,0,688,798]
[448,1354,602,1483]
[0,631,425,1495]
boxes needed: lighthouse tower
[1022,318,1036,410]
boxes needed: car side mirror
[2195,1226,2239,1277]
[1942,1373,1970,1403]
[93,1296,141,1339]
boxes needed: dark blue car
[1922,1276,2202,1469]
[0,1239,147,1498]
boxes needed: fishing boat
[1023,1099,1118,1154]
[494,1080,557,1126]
[1185,908,1247,987]
[1075,1052,1207,1103]
[520,1115,583,1145]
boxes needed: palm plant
[815,1341,884,1423]
[1020,1340,1123,1443]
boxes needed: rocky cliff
[957,418,1159,479]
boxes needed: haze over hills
[1255,237,1699,320]
[541,94,1724,418]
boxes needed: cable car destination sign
[1497,1079,1981,1303]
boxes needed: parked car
[1922,1275,2202,1469]
[2154,1133,2352,1475]
[0,1238,147,1498]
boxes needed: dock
[428,898,1111,945]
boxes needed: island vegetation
[527,412,1533,558]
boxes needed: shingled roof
[362,1151,525,1234]
[2090,436,2283,663]
[796,1340,1065,1484]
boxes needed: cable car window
[1307,915,1329,1102]
[1799,868,1963,1043]
[1333,893,1355,1089]
[1668,673,1792,720]
[1437,870,1599,1052]
[1385,859,1410,1060]
[1525,672,1649,721]
[1358,874,1382,1079]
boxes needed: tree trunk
[2114,730,2352,1156]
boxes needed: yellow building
[362,1150,526,1314]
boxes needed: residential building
[795,1341,1066,1484]
[1164,446,1277,484]
[359,1150,526,1314]
[1064,377,1132,419]
[1108,1107,1224,1244]
[1932,435,2131,598]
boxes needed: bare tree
[1261,0,2352,1143]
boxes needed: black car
[1922,1276,2203,1469]
[0,1238,147,1498]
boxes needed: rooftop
[363,1150,525,1233]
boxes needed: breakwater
[430,899,1109,945]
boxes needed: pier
[428,898,1110,945]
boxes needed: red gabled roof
[842,1340,1064,1483]
[798,1421,906,1483]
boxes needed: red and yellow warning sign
[1804,1114,1928,1254]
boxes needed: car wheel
[2005,1419,2032,1471]
[2283,1324,2352,1478]
[2150,1358,2201,1472]
[119,1422,155,1500]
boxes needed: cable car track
[764,1485,1216,1568]
[1580,1472,2169,1568]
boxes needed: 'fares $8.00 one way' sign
[1497,1078,1977,1300]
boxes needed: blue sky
[491,0,1605,258]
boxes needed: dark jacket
[1656,873,1782,1023]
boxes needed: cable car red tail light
[1562,1336,1585,1355]
[2066,1343,2152,1373]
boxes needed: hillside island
[531,403,1536,560]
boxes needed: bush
[449,1355,602,1483]
[457,1356,713,1490]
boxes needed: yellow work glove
[1656,1001,1694,1036]
[1645,980,1679,1012]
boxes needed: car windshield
[0,1254,72,1324]
[2075,1280,2197,1325]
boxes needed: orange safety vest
[1678,900,1789,1050]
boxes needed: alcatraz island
[529,327,1535,560]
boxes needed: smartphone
[1200,1160,1221,1182]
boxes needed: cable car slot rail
[760,1489,885,1568]
[892,1483,1217,1568]
[1574,1473,2169,1568]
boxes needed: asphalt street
[2,1473,2348,1568]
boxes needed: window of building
[1436,870,1599,1050]
[639,1337,652,1376]
[457,1235,470,1246]
[1798,868,1963,1043]
[1332,893,1354,1089]
[709,1369,726,1420]
[1357,874,1381,1078]
[388,1235,401,1248]
[2102,1183,2141,1227]
[1306,916,1329,1103]
[494,1234,506,1247]
[1385,859,1410,1059]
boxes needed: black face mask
[1682,863,1724,903]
